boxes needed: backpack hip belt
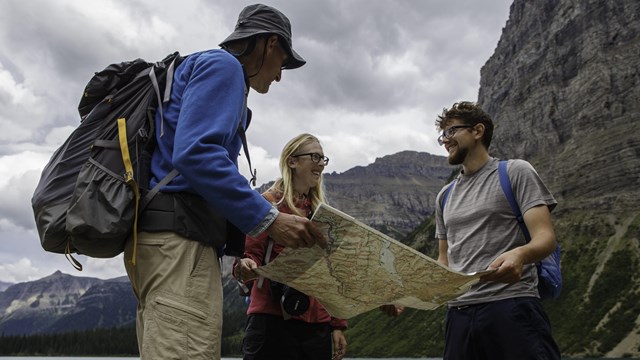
[138,192,241,248]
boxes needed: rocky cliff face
[324,151,452,237]
[257,150,453,238]
[478,0,640,212]
[475,0,640,357]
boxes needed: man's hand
[480,248,525,284]
[481,205,557,284]
[267,212,327,249]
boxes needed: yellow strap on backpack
[117,118,141,266]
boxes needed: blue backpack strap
[441,180,457,210]
[499,160,562,300]
[498,160,532,241]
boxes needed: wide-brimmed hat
[219,4,306,69]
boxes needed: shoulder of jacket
[188,49,241,70]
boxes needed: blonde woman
[234,133,347,360]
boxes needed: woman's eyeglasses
[291,153,329,166]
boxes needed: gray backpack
[31,52,183,270]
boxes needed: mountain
[256,150,453,238]
[324,151,452,238]
[0,281,13,292]
[0,271,135,336]
[478,0,640,214]
[380,0,640,358]
[479,1,640,357]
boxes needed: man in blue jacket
[123,4,324,359]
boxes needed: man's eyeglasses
[291,153,329,166]
[280,52,290,70]
[277,39,290,70]
[437,125,474,145]
[280,50,290,70]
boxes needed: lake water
[0,358,431,360]
[0,358,441,360]
[0,358,443,360]
[0,358,439,360]
[0,357,637,360]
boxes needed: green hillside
[340,209,640,358]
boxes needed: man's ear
[267,34,279,50]
[473,123,485,140]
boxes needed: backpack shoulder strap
[238,125,256,187]
[441,179,457,210]
[498,160,531,241]
[139,169,180,212]
[238,84,257,187]
[151,53,182,137]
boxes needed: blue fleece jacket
[149,49,274,235]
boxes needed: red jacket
[234,190,347,330]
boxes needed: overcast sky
[0,0,512,283]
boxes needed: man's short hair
[436,101,494,149]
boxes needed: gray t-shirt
[435,157,557,307]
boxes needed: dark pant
[243,314,332,360]
[444,297,561,360]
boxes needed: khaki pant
[124,232,222,360]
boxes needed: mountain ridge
[0,270,135,336]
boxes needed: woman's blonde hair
[269,133,326,217]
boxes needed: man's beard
[448,146,468,165]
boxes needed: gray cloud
[0,169,41,230]
[0,0,512,282]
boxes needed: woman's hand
[331,329,347,360]
[234,258,258,282]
